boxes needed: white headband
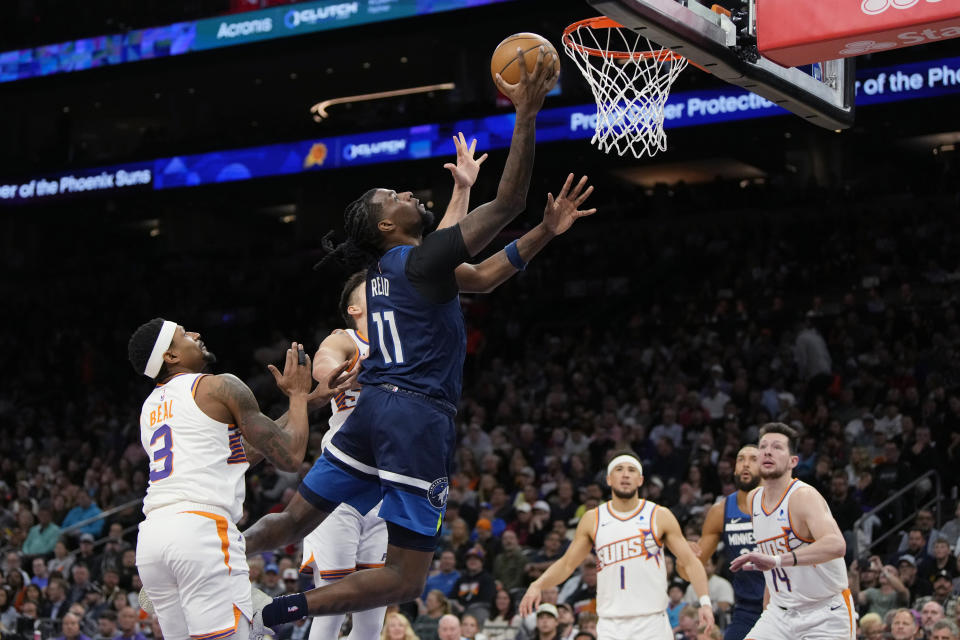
[607,455,642,477]
[144,320,177,378]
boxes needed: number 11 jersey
[360,242,467,405]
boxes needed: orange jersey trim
[761,479,797,516]
[355,330,369,345]
[300,552,315,572]
[842,588,854,638]
[185,511,231,575]
[226,424,247,464]
[190,605,242,639]
[156,372,191,387]
[191,374,208,398]
[605,500,646,522]
[649,504,662,547]
[317,568,355,580]
[356,562,385,569]
[346,344,360,372]
[787,500,815,543]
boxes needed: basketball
[490,32,560,88]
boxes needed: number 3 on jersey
[372,311,404,364]
[149,424,174,482]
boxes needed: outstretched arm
[436,132,488,231]
[731,487,845,572]
[659,507,715,635]
[197,343,350,472]
[313,330,360,389]
[455,174,595,293]
[458,47,558,257]
[518,509,597,616]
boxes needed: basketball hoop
[563,17,691,158]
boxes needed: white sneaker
[138,589,156,615]
[250,587,277,639]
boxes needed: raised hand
[444,132,488,189]
[542,174,597,237]
[494,46,558,118]
[268,342,314,398]
[306,359,355,407]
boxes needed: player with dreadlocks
[243,47,594,631]
[300,134,594,640]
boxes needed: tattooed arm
[196,373,308,472]
[195,342,350,472]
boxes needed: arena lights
[0,0,515,84]
[311,83,457,121]
[2,54,959,206]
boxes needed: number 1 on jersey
[620,565,625,589]
[372,311,404,364]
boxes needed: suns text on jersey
[757,530,792,556]
[149,400,174,427]
[596,533,657,570]
[370,276,390,297]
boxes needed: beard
[612,487,639,500]
[734,472,760,492]
[759,466,787,481]
[418,206,436,230]
[202,349,217,370]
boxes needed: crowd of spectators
[1,175,960,640]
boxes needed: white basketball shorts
[597,611,672,640]
[300,501,387,581]
[137,502,253,640]
[746,589,856,640]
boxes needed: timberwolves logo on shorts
[428,477,449,509]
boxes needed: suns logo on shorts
[428,477,449,509]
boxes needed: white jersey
[594,500,667,618]
[752,479,848,608]
[139,372,247,522]
[322,329,368,450]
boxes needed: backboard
[587,0,857,130]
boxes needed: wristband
[262,593,308,628]
[774,555,782,568]
[699,595,712,608]
[504,240,527,271]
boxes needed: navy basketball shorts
[725,606,762,640]
[300,384,456,540]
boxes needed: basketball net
[563,18,689,159]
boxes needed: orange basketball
[490,32,560,88]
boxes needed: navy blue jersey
[723,492,765,611]
[359,244,466,404]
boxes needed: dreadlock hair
[315,189,385,272]
[339,271,367,329]
[128,318,170,379]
